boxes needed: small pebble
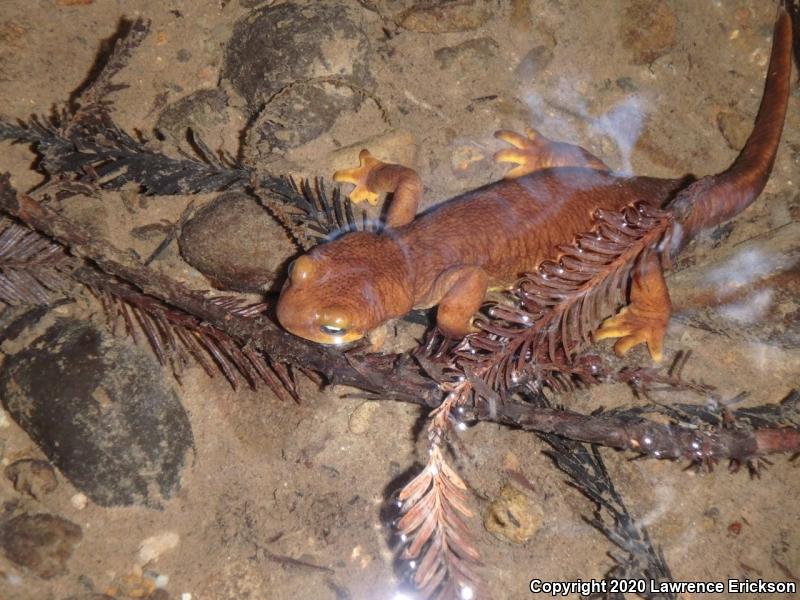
[398,1,492,33]
[1,512,83,579]
[716,110,750,150]
[71,492,89,510]
[137,532,180,565]
[5,459,58,499]
[483,484,544,544]
[348,401,380,435]
[621,0,677,64]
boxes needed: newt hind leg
[494,127,610,178]
[333,149,422,228]
[595,254,671,362]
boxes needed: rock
[71,493,88,510]
[0,513,82,579]
[483,484,543,544]
[621,1,677,65]
[222,2,372,110]
[156,89,229,152]
[247,81,361,155]
[515,45,555,82]
[0,319,194,507]
[179,192,293,292]
[397,1,492,33]
[137,532,180,566]
[434,37,499,71]
[223,2,373,154]
[108,570,158,598]
[348,401,380,435]
[716,110,750,151]
[5,459,58,500]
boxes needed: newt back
[399,170,685,295]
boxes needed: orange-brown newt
[276,8,792,361]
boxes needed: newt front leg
[595,253,671,362]
[333,149,422,228]
[432,266,489,338]
[494,127,610,177]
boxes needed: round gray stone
[222,2,373,153]
[222,3,371,106]
[179,192,294,292]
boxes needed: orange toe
[595,305,666,362]
[493,127,550,179]
[333,149,383,205]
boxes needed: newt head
[276,231,415,345]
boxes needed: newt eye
[320,324,347,336]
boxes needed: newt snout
[276,231,415,345]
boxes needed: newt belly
[276,8,792,359]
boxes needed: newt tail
[669,7,793,254]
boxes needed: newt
[276,8,792,362]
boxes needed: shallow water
[0,1,797,599]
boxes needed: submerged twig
[76,266,297,399]
[543,434,675,599]
[476,391,800,469]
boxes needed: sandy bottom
[0,1,798,599]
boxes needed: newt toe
[333,149,383,205]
